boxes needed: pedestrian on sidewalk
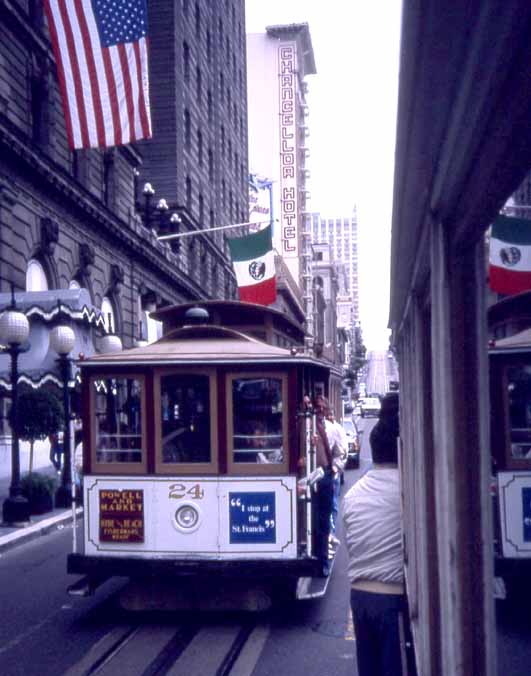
[48,432,62,472]
[342,395,403,676]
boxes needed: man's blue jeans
[350,588,404,676]
[314,468,334,568]
[330,472,341,534]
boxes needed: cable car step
[67,575,110,597]
[295,556,336,600]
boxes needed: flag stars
[93,0,147,46]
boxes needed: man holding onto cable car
[312,394,340,577]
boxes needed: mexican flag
[489,215,531,295]
[228,225,276,305]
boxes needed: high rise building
[246,23,316,327]
[143,1,249,257]
[310,211,360,324]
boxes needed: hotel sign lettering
[278,44,298,259]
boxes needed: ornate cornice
[0,118,223,300]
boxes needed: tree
[13,389,64,473]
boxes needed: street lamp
[0,287,30,526]
[49,322,76,508]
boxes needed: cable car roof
[80,324,331,368]
[489,328,531,354]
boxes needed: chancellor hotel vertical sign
[278,44,299,277]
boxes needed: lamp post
[0,287,30,526]
[50,323,76,508]
[141,182,181,252]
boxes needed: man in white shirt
[325,408,347,548]
[342,415,404,676]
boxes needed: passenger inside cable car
[506,365,531,459]
[232,376,284,464]
[160,373,211,464]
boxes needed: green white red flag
[489,215,531,295]
[228,225,276,305]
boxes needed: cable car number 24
[168,483,204,500]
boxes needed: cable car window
[160,374,211,463]
[507,365,531,459]
[93,377,143,464]
[231,377,284,464]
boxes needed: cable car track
[64,619,267,676]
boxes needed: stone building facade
[0,1,248,350]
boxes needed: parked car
[360,397,381,418]
[342,418,361,469]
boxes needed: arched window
[101,296,115,333]
[26,259,48,291]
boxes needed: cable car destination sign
[99,489,145,543]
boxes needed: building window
[26,259,48,291]
[186,176,192,211]
[31,67,50,147]
[197,130,203,165]
[207,90,213,123]
[206,30,211,62]
[183,41,190,82]
[101,296,116,333]
[208,148,214,182]
[196,66,202,103]
[103,150,115,207]
[194,1,201,36]
[198,193,204,224]
[184,109,191,150]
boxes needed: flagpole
[156,219,275,242]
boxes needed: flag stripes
[44,0,152,149]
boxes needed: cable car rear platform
[67,553,333,606]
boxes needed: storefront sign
[99,489,144,543]
[229,492,276,544]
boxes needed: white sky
[245,1,402,350]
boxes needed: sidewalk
[0,438,81,553]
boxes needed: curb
[0,507,83,554]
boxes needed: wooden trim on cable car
[89,373,148,475]
[225,370,289,476]
[153,366,219,475]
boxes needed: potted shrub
[14,389,64,473]
[20,472,58,515]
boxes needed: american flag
[44,0,152,149]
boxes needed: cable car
[490,328,531,599]
[67,301,343,610]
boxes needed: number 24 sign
[168,483,204,500]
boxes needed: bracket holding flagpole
[157,219,277,242]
